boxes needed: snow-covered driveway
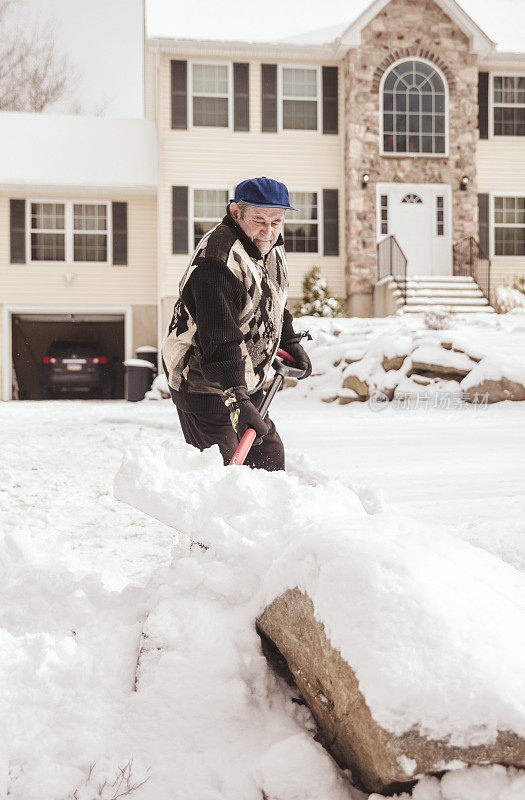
[1,393,524,799]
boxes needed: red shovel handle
[277,348,295,362]
[230,428,257,465]
[229,349,295,466]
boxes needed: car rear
[42,341,111,397]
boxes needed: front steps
[385,275,494,314]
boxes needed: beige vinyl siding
[157,52,345,303]
[477,141,525,286]
[144,47,157,121]
[0,192,157,306]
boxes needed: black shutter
[261,64,277,132]
[171,60,187,129]
[10,199,26,263]
[112,202,128,265]
[172,186,188,254]
[323,189,339,256]
[478,72,489,140]
[322,67,338,134]
[233,63,249,131]
[478,193,489,257]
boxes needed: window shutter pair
[171,186,339,256]
[171,60,249,131]
[262,64,338,133]
[9,199,128,265]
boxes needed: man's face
[230,202,285,256]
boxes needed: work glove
[223,386,269,445]
[280,337,312,379]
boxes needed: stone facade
[344,0,479,316]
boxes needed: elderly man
[161,176,311,472]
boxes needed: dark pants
[176,407,285,471]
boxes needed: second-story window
[281,67,319,131]
[192,63,230,128]
[28,200,110,263]
[284,191,318,252]
[30,202,65,261]
[382,59,447,155]
[493,76,525,136]
[192,188,228,248]
[73,204,108,262]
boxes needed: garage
[10,312,126,400]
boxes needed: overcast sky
[146,0,525,52]
[17,0,525,118]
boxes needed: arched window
[382,59,447,155]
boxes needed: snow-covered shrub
[294,267,346,318]
[423,306,455,330]
[513,275,525,295]
[494,283,525,314]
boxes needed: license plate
[67,364,82,371]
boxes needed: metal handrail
[377,235,408,305]
[452,237,491,301]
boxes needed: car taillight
[92,356,107,364]
[43,356,57,364]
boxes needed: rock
[410,374,433,386]
[338,389,359,405]
[461,357,525,403]
[382,354,406,372]
[342,373,370,398]
[257,588,525,795]
[321,395,338,404]
[461,377,525,403]
[441,340,483,364]
[409,345,477,382]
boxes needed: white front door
[377,183,452,276]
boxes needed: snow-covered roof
[279,0,495,57]
[0,113,157,192]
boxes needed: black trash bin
[135,345,158,371]
[124,359,156,402]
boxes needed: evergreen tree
[294,267,346,317]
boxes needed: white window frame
[189,185,233,253]
[489,72,525,139]
[278,65,321,134]
[189,60,233,132]
[284,187,323,255]
[26,199,112,266]
[379,57,449,158]
[490,192,525,259]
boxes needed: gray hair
[236,200,249,219]
[236,200,286,220]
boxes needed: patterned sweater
[161,206,296,413]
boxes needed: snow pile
[285,314,525,404]
[376,764,525,800]
[145,373,170,400]
[114,436,525,750]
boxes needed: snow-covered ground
[1,312,525,799]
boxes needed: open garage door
[12,313,125,400]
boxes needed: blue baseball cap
[234,176,297,210]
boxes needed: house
[145,0,525,326]
[2,0,525,400]
[0,113,157,400]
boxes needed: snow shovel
[229,348,306,466]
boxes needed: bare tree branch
[0,0,81,112]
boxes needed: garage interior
[11,313,125,400]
